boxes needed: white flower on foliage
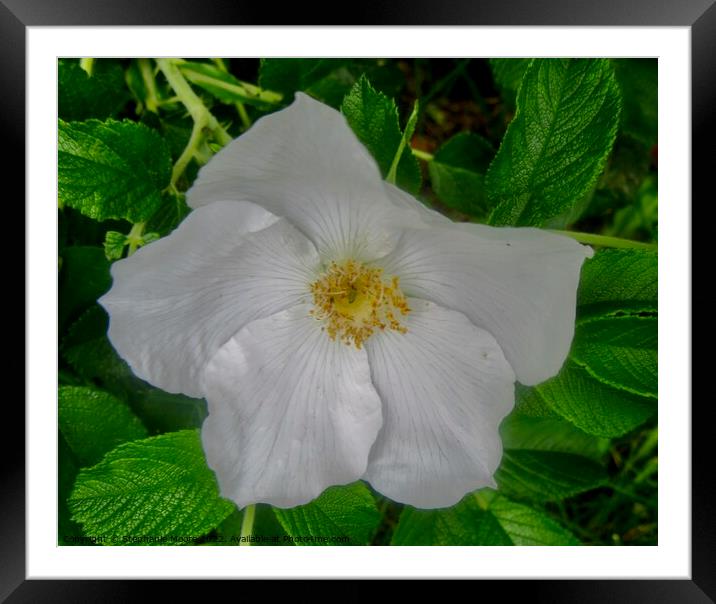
[100,93,592,509]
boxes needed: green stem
[79,58,94,76]
[622,428,658,477]
[170,120,205,188]
[634,428,659,463]
[239,505,256,546]
[127,222,146,256]
[608,484,653,504]
[386,101,419,185]
[473,490,490,510]
[180,67,282,110]
[634,458,659,485]
[158,96,180,106]
[157,58,233,188]
[138,58,160,113]
[547,230,657,250]
[212,58,252,131]
[411,147,434,162]
[235,101,252,131]
[211,57,228,70]
[156,58,232,146]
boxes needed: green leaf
[58,246,111,330]
[495,450,607,502]
[596,135,652,207]
[341,75,421,195]
[486,59,621,226]
[500,414,608,460]
[60,205,126,251]
[513,383,559,418]
[139,108,194,164]
[179,61,282,109]
[536,360,655,437]
[392,491,578,545]
[572,316,657,398]
[62,305,137,392]
[487,495,580,545]
[259,58,349,98]
[577,248,657,318]
[612,59,657,147]
[504,394,612,508]
[489,58,532,104]
[144,192,190,237]
[259,59,405,109]
[69,430,234,544]
[58,59,130,122]
[58,119,172,223]
[59,432,84,544]
[128,387,207,434]
[59,386,148,466]
[428,132,494,215]
[314,61,407,109]
[301,65,359,108]
[103,231,127,260]
[62,306,208,433]
[272,483,380,546]
[606,174,658,242]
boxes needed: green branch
[411,147,434,162]
[126,222,146,256]
[138,58,160,113]
[548,230,657,250]
[156,58,232,146]
[387,101,419,185]
[239,504,256,546]
[212,57,252,131]
[156,58,233,189]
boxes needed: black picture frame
[11,0,711,599]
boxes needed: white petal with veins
[99,200,319,398]
[377,225,593,386]
[201,306,383,509]
[187,93,403,261]
[364,299,515,508]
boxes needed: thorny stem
[239,504,256,546]
[156,58,232,188]
[156,58,232,145]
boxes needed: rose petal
[363,299,515,508]
[99,200,319,397]
[187,93,401,261]
[201,306,383,509]
[378,224,593,386]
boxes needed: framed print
[13,0,711,599]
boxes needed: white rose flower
[99,93,593,510]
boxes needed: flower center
[310,259,410,349]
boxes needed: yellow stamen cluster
[310,259,410,348]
